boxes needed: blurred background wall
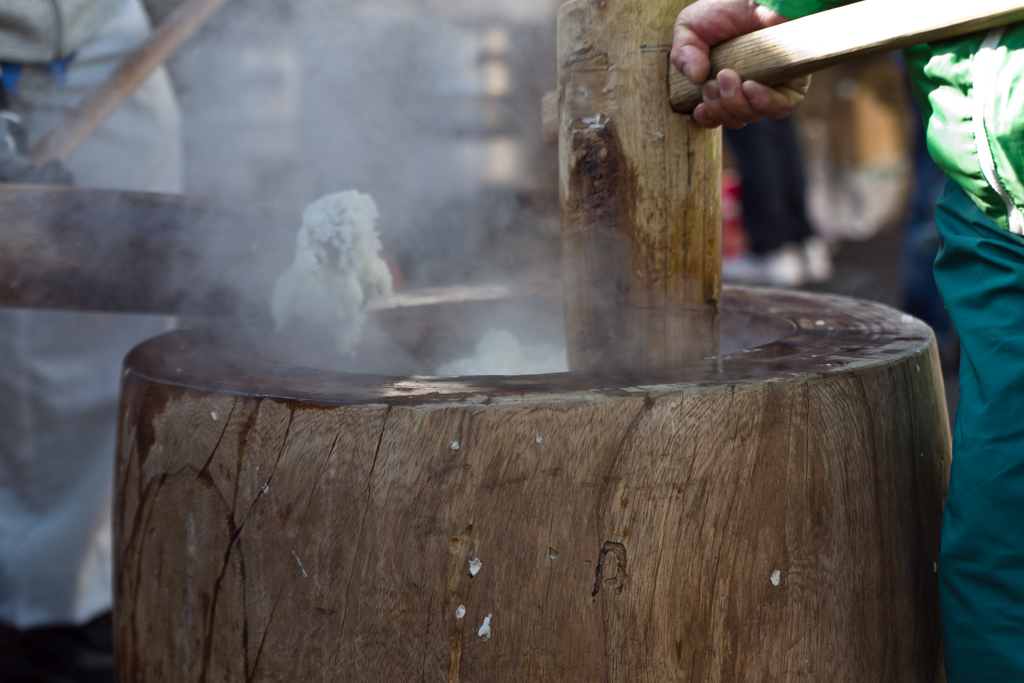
[143,0,920,311]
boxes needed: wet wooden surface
[114,286,948,682]
[558,0,722,372]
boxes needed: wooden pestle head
[557,0,721,373]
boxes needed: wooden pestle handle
[669,0,1024,113]
[29,0,231,166]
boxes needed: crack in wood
[446,525,474,600]
[448,632,464,683]
[199,528,240,683]
[198,404,295,683]
[804,381,811,545]
[331,405,392,676]
[443,525,474,682]
[592,541,628,597]
[247,579,286,681]
[191,399,238,491]
[709,388,739,611]
[295,432,340,527]
[129,396,206,617]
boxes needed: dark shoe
[0,614,114,683]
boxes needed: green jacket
[0,0,123,63]
[759,0,1024,234]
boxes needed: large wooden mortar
[114,285,948,681]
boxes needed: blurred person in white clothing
[0,0,181,680]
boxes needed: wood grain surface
[558,0,721,372]
[0,185,294,318]
[114,287,948,682]
[668,0,1024,113]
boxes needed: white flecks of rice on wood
[478,614,492,641]
[292,550,307,578]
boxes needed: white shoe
[722,243,806,288]
[802,236,834,283]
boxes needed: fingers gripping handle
[669,0,1024,113]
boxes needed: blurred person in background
[721,116,833,287]
[898,64,957,369]
[0,0,181,680]
[674,0,1024,679]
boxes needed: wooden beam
[0,185,292,317]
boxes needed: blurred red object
[722,169,749,259]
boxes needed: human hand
[671,0,810,129]
[0,118,73,186]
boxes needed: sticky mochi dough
[437,329,568,376]
[271,191,393,354]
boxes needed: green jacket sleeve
[755,0,859,20]
[758,0,1024,234]
[904,26,1024,234]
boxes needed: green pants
[934,180,1024,680]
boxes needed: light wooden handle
[28,0,231,166]
[669,0,1024,113]
[541,89,559,148]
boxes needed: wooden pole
[28,0,232,166]
[0,185,294,316]
[668,0,1024,112]
[558,0,721,372]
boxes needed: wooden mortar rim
[123,285,933,407]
